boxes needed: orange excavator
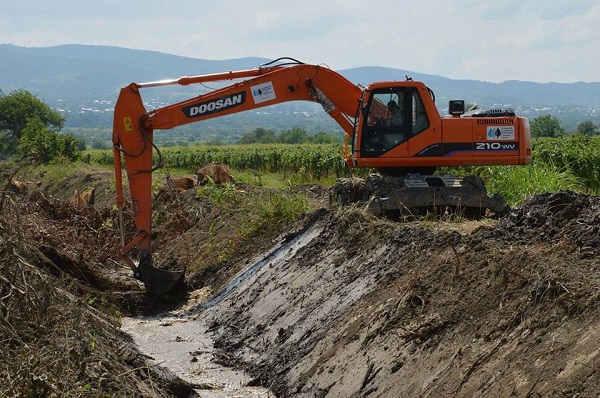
[112,58,531,293]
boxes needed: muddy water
[121,315,270,397]
[121,220,324,396]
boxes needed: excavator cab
[355,84,434,168]
[361,90,406,155]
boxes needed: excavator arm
[112,60,363,293]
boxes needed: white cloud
[1,0,599,83]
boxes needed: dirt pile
[198,191,599,397]
[500,190,599,252]
[0,176,197,397]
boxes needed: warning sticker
[487,126,515,140]
[123,117,133,132]
[251,82,276,104]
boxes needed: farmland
[89,143,349,180]
[88,135,600,201]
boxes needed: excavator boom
[112,60,363,293]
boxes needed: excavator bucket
[136,252,184,294]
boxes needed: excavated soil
[1,164,599,397]
[197,191,600,397]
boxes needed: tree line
[237,127,341,145]
[531,114,599,138]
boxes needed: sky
[1,0,599,84]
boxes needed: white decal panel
[487,126,515,140]
[251,82,276,104]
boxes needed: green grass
[533,135,600,193]
[186,183,310,270]
[482,161,585,207]
[255,191,310,231]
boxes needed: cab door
[402,87,443,160]
[360,88,410,159]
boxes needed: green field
[88,136,600,206]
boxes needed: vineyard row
[89,136,600,188]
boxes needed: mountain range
[1,44,599,142]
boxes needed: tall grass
[482,161,585,207]
[196,183,310,238]
[533,135,600,193]
[256,192,310,232]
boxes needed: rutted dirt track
[1,166,599,397]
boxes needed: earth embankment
[196,191,600,397]
[1,163,598,397]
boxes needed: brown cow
[197,163,235,186]
[73,187,96,207]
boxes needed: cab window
[412,92,429,134]
[362,90,408,155]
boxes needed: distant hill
[0,43,270,100]
[342,67,600,107]
[2,44,599,105]
[1,44,599,143]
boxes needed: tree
[310,131,340,144]
[238,128,277,144]
[576,120,599,136]
[18,116,80,164]
[0,89,65,154]
[279,127,309,144]
[530,115,565,138]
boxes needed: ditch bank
[185,191,599,397]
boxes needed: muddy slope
[198,191,600,397]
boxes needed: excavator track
[333,173,509,219]
[331,177,365,206]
